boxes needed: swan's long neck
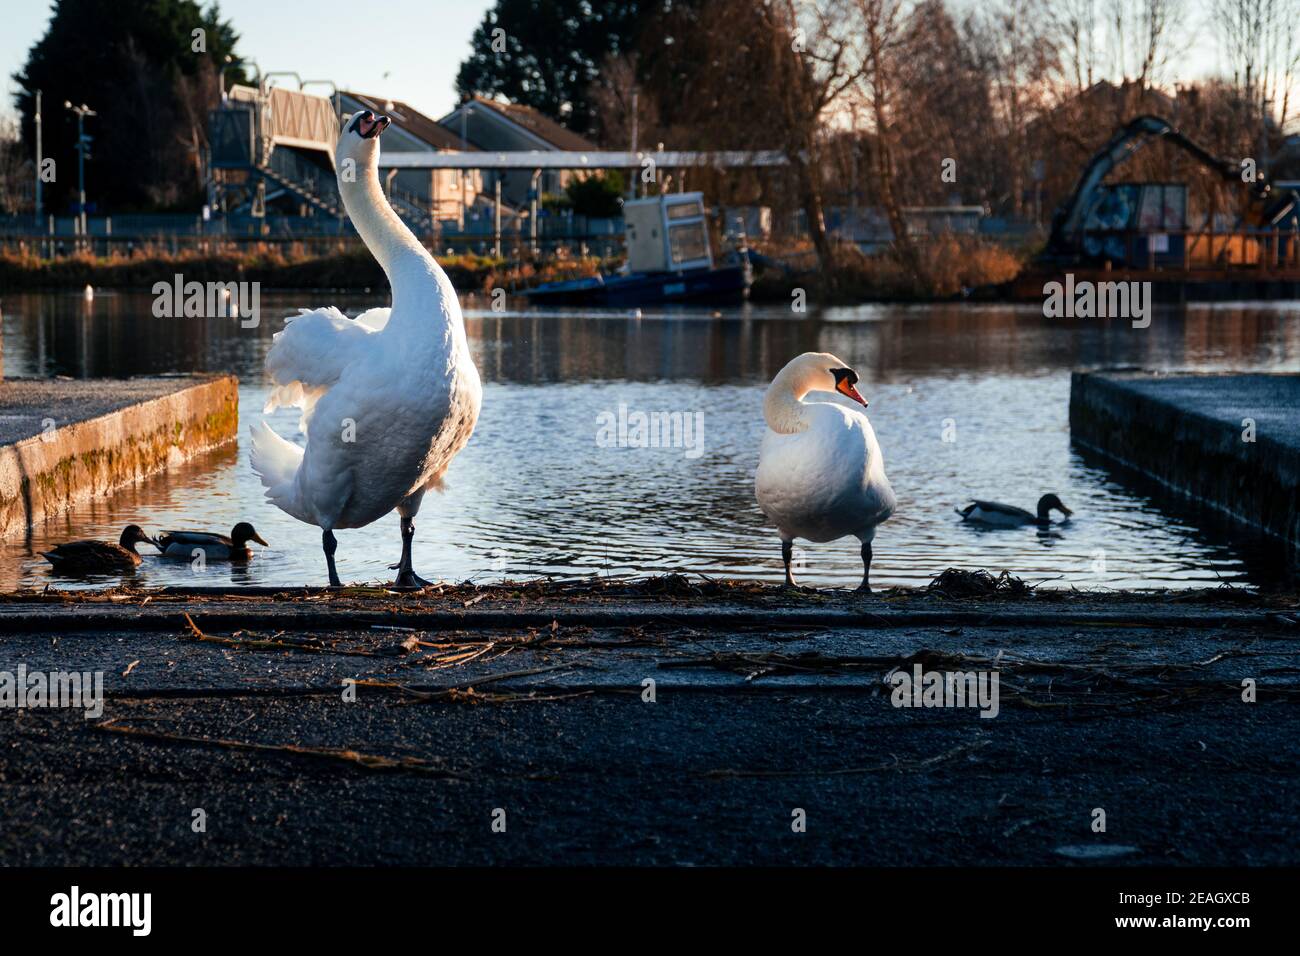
[339,152,448,324]
[763,363,816,434]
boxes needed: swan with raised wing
[755,353,896,592]
[250,110,482,587]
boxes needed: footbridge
[207,81,787,237]
[209,83,345,223]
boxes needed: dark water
[1,289,1298,590]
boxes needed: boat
[522,192,752,307]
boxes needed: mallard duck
[958,494,1072,527]
[158,522,268,561]
[756,352,896,592]
[42,524,159,574]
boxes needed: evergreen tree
[455,0,647,134]
[12,0,244,212]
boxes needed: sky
[1,0,1292,131]
[2,0,495,122]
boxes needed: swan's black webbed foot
[391,568,433,588]
[323,529,342,588]
[856,540,873,595]
[389,516,432,589]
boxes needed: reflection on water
[1,290,1297,590]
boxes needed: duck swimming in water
[42,524,160,574]
[958,494,1072,528]
[158,522,268,562]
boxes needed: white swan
[755,352,896,591]
[250,110,482,586]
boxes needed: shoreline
[7,235,1300,306]
[8,271,1300,307]
[0,238,1020,305]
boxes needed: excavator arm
[1045,114,1273,258]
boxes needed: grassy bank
[1,234,1028,304]
[0,243,604,294]
[750,235,1028,303]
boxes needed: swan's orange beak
[836,379,867,406]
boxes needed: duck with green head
[957,494,1072,528]
[158,522,269,562]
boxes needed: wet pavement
[0,376,218,444]
[0,579,1296,865]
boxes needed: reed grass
[750,234,1028,303]
[0,240,607,293]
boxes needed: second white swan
[250,110,482,586]
[755,352,896,591]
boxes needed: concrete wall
[0,375,239,538]
[1070,370,1300,552]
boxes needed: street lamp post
[65,101,96,239]
[459,105,473,234]
[34,90,43,228]
[219,54,235,101]
[18,87,44,229]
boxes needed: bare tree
[1050,0,1100,94]
[775,0,871,276]
[850,0,921,277]
[1214,0,1300,131]
[174,57,221,197]
[0,117,32,216]
[966,0,1056,218]
[588,52,643,150]
[891,0,998,209]
[1278,3,1300,130]
[634,0,866,276]
[1104,0,1185,90]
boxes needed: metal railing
[226,83,337,159]
[260,148,343,217]
[1082,227,1300,272]
[0,228,625,261]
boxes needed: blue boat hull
[522,265,750,307]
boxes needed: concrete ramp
[1070,370,1300,550]
[0,376,238,537]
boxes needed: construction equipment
[1043,114,1298,265]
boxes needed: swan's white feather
[263,306,389,427]
[756,399,896,544]
[249,420,309,521]
[354,307,392,332]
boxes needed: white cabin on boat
[623,193,713,274]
